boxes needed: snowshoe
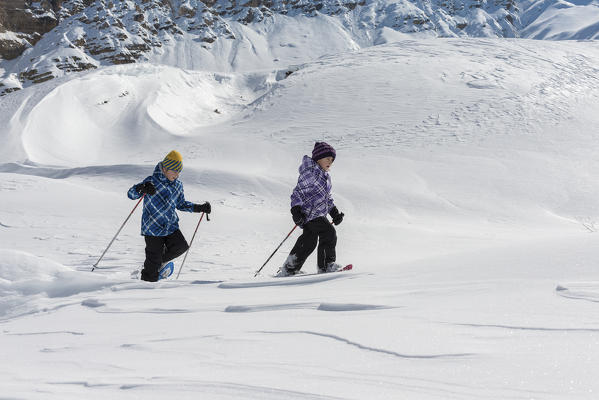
[158,261,174,280]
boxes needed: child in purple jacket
[277,142,345,276]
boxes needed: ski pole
[176,212,208,279]
[254,225,298,277]
[92,194,145,272]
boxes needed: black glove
[291,205,305,227]
[329,206,344,226]
[193,202,211,214]
[135,181,156,195]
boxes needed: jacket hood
[299,155,320,174]
[153,162,171,184]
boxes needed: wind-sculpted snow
[16,65,280,165]
[556,283,599,304]
[455,322,599,333]
[224,302,390,312]
[218,272,355,288]
[519,0,599,40]
[259,330,476,359]
[0,249,117,320]
[0,162,153,180]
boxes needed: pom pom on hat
[311,142,336,162]
[163,150,183,172]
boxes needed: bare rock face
[0,0,59,34]
[0,36,29,60]
[0,0,63,60]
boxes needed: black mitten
[193,202,211,214]
[136,181,156,195]
[329,207,344,226]
[291,205,305,227]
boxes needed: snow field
[2,38,599,398]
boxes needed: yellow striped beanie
[162,150,183,172]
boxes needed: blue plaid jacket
[128,163,195,236]
[290,155,335,222]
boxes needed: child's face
[162,167,180,182]
[316,156,334,172]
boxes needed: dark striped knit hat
[311,142,336,162]
[162,150,183,172]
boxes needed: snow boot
[276,254,300,277]
[275,266,295,277]
[324,262,342,273]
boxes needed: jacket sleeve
[176,185,195,212]
[127,182,142,199]
[327,195,335,213]
[127,177,151,200]
[290,169,317,207]
[327,176,335,212]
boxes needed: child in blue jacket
[128,150,211,281]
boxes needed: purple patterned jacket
[290,155,335,222]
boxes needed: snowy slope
[4,0,599,95]
[2,38,599,398]
[520,0,599,39]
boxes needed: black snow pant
[289,216,337,273]
[141,229,189,282]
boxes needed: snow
[149,14,363,72]
[520,0,599,39]
[0,31,26,41]
[2,37,599,398]
[6,0,599,93]
[0,249,117,320]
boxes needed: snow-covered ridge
[0,0,596,95]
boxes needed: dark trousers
[142,229,189,282]
[289,216,337,272]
